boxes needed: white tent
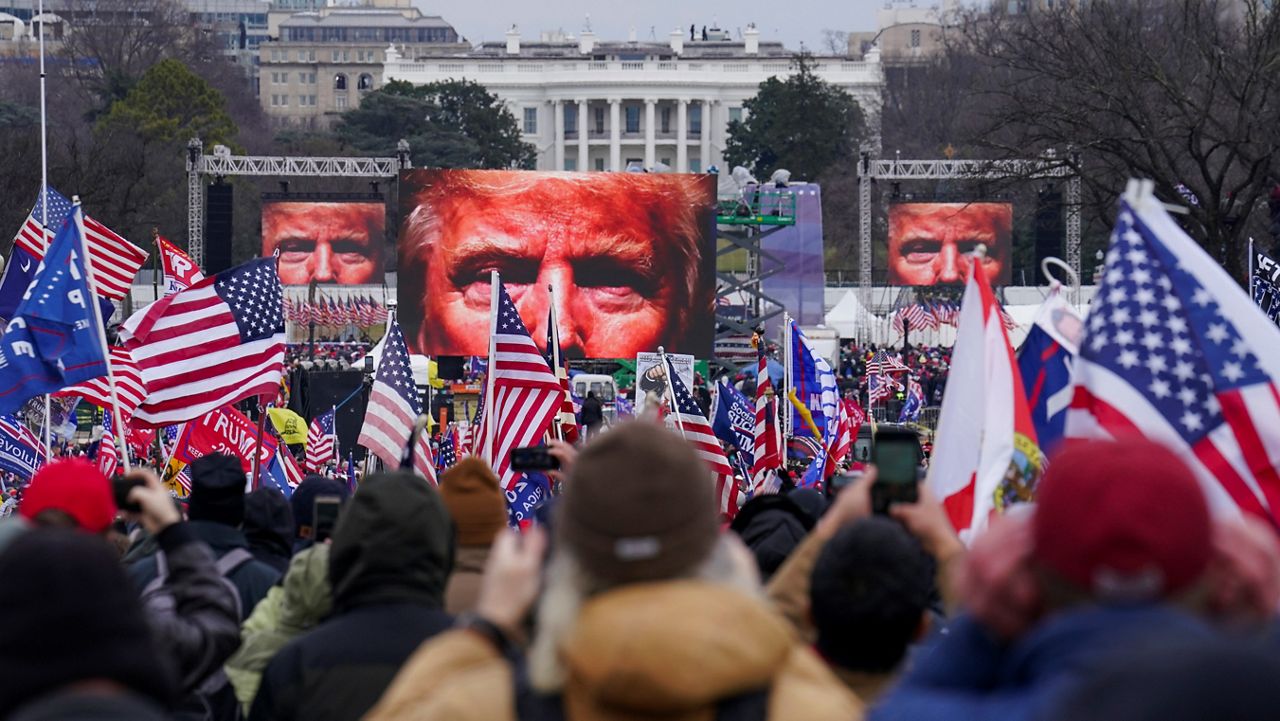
[823,289,877,338]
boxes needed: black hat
[188,453,246,527]
[0,529,175,715]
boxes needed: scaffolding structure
[185,137,411,269]
[713,189,797,372]
[856,155,1083,318]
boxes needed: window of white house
[625,105,640,133]
[523,107,538,134]
[729,106,743,123]
[661,107,671,133]
[564,104,577,134]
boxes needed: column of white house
[553,99,565,171]
[576,98,588,171]
[608,98,621,171]
[676,99,689,172]
[644,98,657,169]
[700,99,713,171]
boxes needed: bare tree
[953,0,1280,277]
[820,29,850,56]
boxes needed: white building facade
[384,27,883,173]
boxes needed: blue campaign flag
[0,415,42,478]
[0,207,108,416]
[1017,290,1081,454]
[260,455,295,499]
[712,378,755,467]
[788,321,839,442]
[346,452,358,494]
[505,470,550,526]
[898,377,924,424]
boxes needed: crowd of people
[2,417,1280,721]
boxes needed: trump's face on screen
[398,170,715,359]
[262,202,385,285]
[887,203,1012,286]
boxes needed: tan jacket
[364,580,863,721]
[444,545,489,615]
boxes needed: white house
[383,25,883,173]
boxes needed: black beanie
[291,475,350,537]
[0,529,175,716]
[188,453,246,527]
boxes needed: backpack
[141,547,254,721]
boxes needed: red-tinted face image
[398,170,716,359]
[887,203,1013,286]
[262,202,385,285]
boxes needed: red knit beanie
[1033,437,1211,601]
[20,458,117,533]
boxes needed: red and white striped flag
[55,346,147,420]
[476,280,563,492]
[13,188,148,301]
[751,342,781,494]
[660,356,742,519]
[98,413,120,479]
[356,317,435,484]
[665,354,741,520]
[305,407,337,473]
[118,258,286,428]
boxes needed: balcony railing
[387,58,880,83]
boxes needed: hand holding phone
[510,447,560,472]
[113,474,146,514]
[313,495,342,543]
[870,428,922,515]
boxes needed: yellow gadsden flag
[267,407,308,446]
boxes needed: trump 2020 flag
[0,207,108,416]
[1067,183,1280,526]
[1017,287,1083,454]
[930,254,1044,542]
[712,378,755,468]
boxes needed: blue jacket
[872,605,1215,721]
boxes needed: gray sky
[414,0,890,53]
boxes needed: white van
[571,374,618,423]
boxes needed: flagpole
[782,312,792,438]
[548,283,563,442]
[484,270,499,465]
[71,202,130,472]
[1249,237,1255,299]
[331,404,338,467]
[657,346,686,439]
[38,0,52,460]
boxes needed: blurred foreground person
[249,470,454,721]
[0,529,176,720]
[872,438,1280,721]
[365,422,861,721]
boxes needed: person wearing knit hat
[363,422,861,721]
[874,438,1233,721]
[127,453,283,618]
[290,474,350,553]
[0,529,176,720]
[19,457,117,534]
[439,457,507,614]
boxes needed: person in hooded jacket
[243,487,295,574]
[247,470,455,721]
[289,475,350,553]
[227,544,331,714]
[364,422,861,721]
[730,492,817,581]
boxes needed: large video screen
[397,169,717,359]
[887,202,1013,286]
[261,200,386,285]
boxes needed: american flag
[305,407,336,472]
[437,429,457,470]
[1067,194,1280,526]
[98,412,119,479]
[751,340,781,494]
[118,258,285,428]
[476,281,563,491]
[14,187,148,301]
[357,317,436,483]
[275,444,305,489]
[931,300,960,326]
[665,354,741,520]
[868,372,896,405]
[545,304,579,441]
[866,350,911,376]
[55,346,146,420]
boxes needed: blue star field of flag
[1083,204,1269,445]
[376,320,422,415]
[216,258,284,342]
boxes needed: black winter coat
[129,521,282,619]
